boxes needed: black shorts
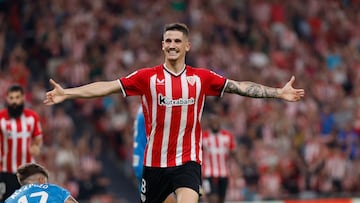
[141,161,202,203]
[202,177,229,198]
[0,172,21,201]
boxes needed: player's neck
[164,62,186,75]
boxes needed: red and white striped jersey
[0,108,43,173]
[120,64,227,167]
[202,129,235,177]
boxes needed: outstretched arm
[224,76,305,102]
[44,79,122,105]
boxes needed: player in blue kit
[133,106,148,190]
[5,163,78,203]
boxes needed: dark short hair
[7,84,24,95]
[17,163,49,185]
[163,23,189,37]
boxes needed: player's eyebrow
[164,38,183,42]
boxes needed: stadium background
[1,0,360,202]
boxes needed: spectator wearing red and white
[202,113,237,203]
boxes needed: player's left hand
[279,76,305,102]
[44,79,67,105]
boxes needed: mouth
[166,48,179,55]
[166,49,179,55]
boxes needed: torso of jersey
[5,184,70,203]
[120,65,227,167]
[0,109,43,173]
[202,129,235,177]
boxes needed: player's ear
[186,41,191,52]
[38,176,48,184]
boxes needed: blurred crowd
[1,0,360,201]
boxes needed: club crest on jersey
[158,94,195,106]
[187,76,196,86]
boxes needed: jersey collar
[163,64,186,77]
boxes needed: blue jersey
[132,106,148,185]
[5,183,70,203]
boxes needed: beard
[6,103,24,118]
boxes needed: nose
[169,41,176,48]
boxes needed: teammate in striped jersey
[202,114,237,203]
[0,85,43,201]
[44,23,305,203]
[5,163,78,203]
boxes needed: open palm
[43,79,67,105]
[280,76,305,102]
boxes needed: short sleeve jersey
[120,65,227,167]
[5,184,70,203]
[0,109,43,173]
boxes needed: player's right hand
[43,79,67,105]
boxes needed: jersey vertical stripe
[166,72,179,167]
[203,137,211,176]
[175,74,188,165]
[1,118,8,171]
[214,136,221,176]
[197,97,205,163]
[17,117,23,170]
[7,138,12,172]
[219,135,230,176]
[11,120,17,172]
[161,71,172,167]
[21,116,29,167]
[213,135,220,176]
[26,138,31,163]
[190,76,201,162]
[153,70,165,167]
[145,75,157,166]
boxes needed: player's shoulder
[186,66,224,77]
[126,65,162,78]
[44,184,71,201]
[139,65,163,72]
[45,183,70,194]
[46,183,63,189]
[185,65,209,73]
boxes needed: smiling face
[162,30,190,63]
